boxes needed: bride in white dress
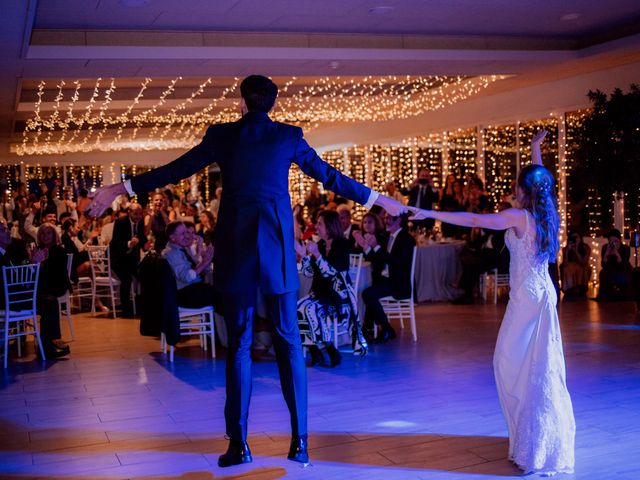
[409,131,575,476]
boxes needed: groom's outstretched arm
[293,132,405,216]
[87,127,218,216]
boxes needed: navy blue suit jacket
[130,112,372,294]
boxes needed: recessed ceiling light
[120,0,151,7]
[560,13,581,21]
[369,6,395,15]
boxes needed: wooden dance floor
[1,299,639,479]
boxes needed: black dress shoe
[324,344,342,367]
[374,327,396,344]
[287,436,309,464]
[452,296,474,305]
[218,440,252,467]
[37,344,71,360]
[307,345,325,367]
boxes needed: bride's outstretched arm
[531,129,547,166]
[409,207,524,231]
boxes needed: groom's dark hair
[240,75,278,112]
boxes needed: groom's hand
[374,194,406,217]
[86,183,127,218]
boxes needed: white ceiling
[1,0,640,164]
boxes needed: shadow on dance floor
[0,418,520,478]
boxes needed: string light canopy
[15,74,505,156]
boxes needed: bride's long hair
[517,164,559,261]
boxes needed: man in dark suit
[402,168,439,230]
[337,204,359,252]
[87,75,405,467]
[109,203,147,317]
[361,212,416,342]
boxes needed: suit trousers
[112,262,136,314]
[362,279,394,330]
[37,294,62,347]
[222,289,307,442]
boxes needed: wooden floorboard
[1,299,639,479]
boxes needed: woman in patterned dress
[295,210,359,367]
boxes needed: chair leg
[410,305,417,342]
[111,285,117,319]
[16,322,22,357]
[209,312,215,359]
[63,301,74,340]
[4,325,9,369]
[91,283,97,317]
[33,318,46,361]
[202,315,207,351]
[493,272,498,304]
[169,345,174,362]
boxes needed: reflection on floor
[1,299,639,479]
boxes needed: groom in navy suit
[88,75,405,466]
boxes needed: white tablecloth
[414,240,465,302]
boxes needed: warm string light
[17,75,504,156]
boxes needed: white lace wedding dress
[494,211,575,475]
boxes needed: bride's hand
[532,129,547,146]
[408,206,431,220]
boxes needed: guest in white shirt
[163,221,216,308]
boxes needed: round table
[414,240,465,302]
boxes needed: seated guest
[361,212,416,342]
[352,212,386,255]
[337,204,359,251]
[561,230,591,298]
[454,202,511,304]
[61,218,94,279]
[109,203,148,317]
[295,210,360,367]
[35,224,72,358]
[196,210,216,246]
[163,221,215,309]
[597,229,632,301]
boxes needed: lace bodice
[504,211,555,304]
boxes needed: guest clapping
[163,221,215,309]
[361,213,416,342]
[295,210,359,367]
[196,210,216,246]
